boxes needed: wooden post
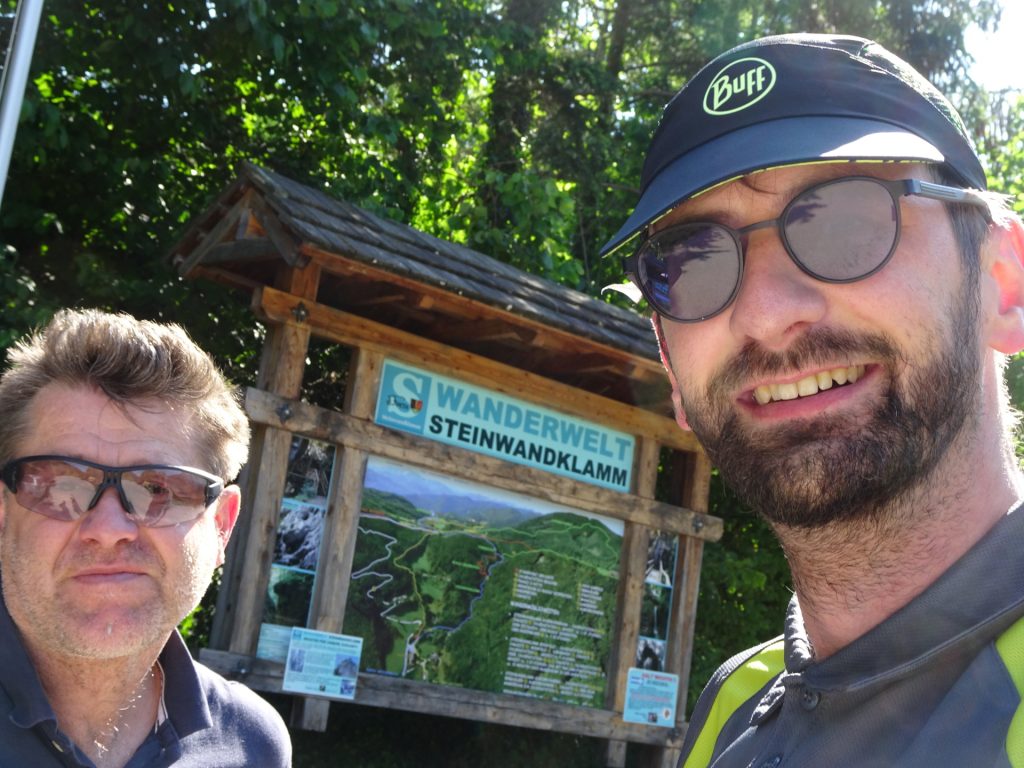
[210,457,255,650]
[290,348,383,730]
[655,450,713,768]
[211,265,319,649]
[225,264,318,655]
[604,436,661,767]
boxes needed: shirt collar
[0,584,211,740]
[157,629,213,738]
[0,594,54,729]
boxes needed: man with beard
[601,34,1024,767]
[0,309,291,767]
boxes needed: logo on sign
[703,57,776,116]
[378,367,430,433]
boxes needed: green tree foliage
[0,1,1016,764]
[1,0,1004,339]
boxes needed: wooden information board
[171,162,721,768]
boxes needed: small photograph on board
[635,636,666,672]
[640,582,672,641]
[645,531,677,587]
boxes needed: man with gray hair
[602,33,1024,767]
[0,309,291,767]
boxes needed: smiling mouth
[753,365,866,405]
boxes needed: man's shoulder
[679,636,786,768]
[704,636,786,693]
[191,659,291,738]
[167,648,292,767]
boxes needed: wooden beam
[275,260,321,299]
[254,285,701,454]
[167,176,248,271]
[210,456,257,649]
[441,318,539,345]
[237,207,266,239]
[175,189,257,277]
[227,425,292,655]
[293,348,383,732]
[199,649,687,749]
[303,244,663,374]
[250,195,308,269]
[255,321,309,401]
[345,292,408,308]
[655,450,714,768]
[243,387,721,541]
[230,268,318,656]
[604,437,660,767]
[668,450,713,706]
[182,264,263,293]
[203,239,280,266]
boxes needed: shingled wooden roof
[169,162,671,414]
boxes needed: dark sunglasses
[622,176,989,323]
[0,455,224,528]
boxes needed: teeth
[797,377,818,397]
[776,382,798,400]
[753,365,865,405]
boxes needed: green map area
[342,485,621,708]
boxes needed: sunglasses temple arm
[908,179,988,208]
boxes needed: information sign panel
[283,628,363,700]
[374,359,635,492]
[342,456,623,708]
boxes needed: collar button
[800,687,821,710]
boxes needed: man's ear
[212,486,241,567]
[983,216,1024,355]
[652,315,692,431]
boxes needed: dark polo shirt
[0,596,291,767]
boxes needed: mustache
[709,327,907,394]
[63,542,158,572]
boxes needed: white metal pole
[0,0,44,210]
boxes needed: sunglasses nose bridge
[85,471,136,516]
[732,215,799,286]
[735,216,784,254]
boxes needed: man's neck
[775,422,1023,661]
[29,645,165,768]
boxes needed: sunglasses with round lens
[0,455,224,528]
[622,176,989,323]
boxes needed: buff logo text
[703,57,776,115]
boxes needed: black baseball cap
[600,33,987,256]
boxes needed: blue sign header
[375,360,635,492]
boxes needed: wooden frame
[174,164,721,768]
[205,288,718,768]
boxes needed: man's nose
[728,231,828,348]
[76,486,140,544]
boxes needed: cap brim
[600,116,945,256]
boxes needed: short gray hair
[0,309,250,479]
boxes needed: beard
[679,286,981,529]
